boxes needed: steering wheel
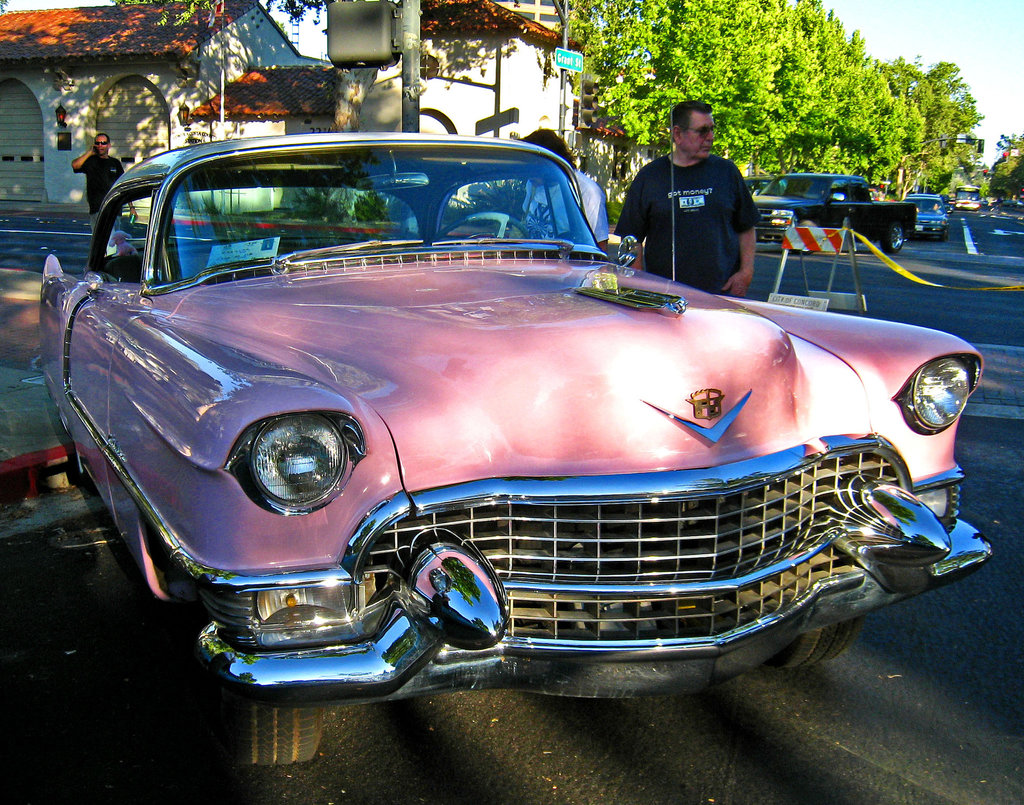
[441,212,529,239]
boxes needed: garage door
[96,76,169,167]
[0,80,44,202]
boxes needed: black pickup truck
[753,173,917,253]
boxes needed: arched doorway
[420,109,457,135]
[95,75,169,167]
[0,79,44,201]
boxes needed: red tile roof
[0,0,256,64]
[190,66,335,120]
[191,0,565,121]
[422,0,562,48]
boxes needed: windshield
[910,197,944,214]
[955,187,980,201]
[761,176,829,200]
[156,144,596,284]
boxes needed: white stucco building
[0,0,639,206]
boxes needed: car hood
[753,195,818,210]
[161,262,872,492]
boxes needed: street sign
[555,47,584,73]
[475,107,519,136]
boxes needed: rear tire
[766,617,865,668]
[221,691,324,765]
[880,221,905,253]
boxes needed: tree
[116,0,376,131]
[570,0,791,165]
[883,58,981,195]
[571,0,974,190]
[988,134,1024,201]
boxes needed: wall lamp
[178,103,191,128]
[55,104,68,128]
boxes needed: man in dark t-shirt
[71,132,124,231]
[616,101,759,295]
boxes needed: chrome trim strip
[62,385,211,577]
[496,542,835,597]
[912,465,965,492]
[500,571,868,657]
[406,435,908,513]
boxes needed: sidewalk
[0,269,71,503]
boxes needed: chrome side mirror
[617,234,638,267]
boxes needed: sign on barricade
[768,221,866,313]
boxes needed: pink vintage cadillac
[40,133,989,764]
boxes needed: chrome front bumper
[196,513,990,705]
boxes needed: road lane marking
[962,220,979,255]
[0,228,90,238]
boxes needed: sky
[5,0,1019,165]
[823,0,1021,165]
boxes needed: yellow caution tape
[846,229,1024,291]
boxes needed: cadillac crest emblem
[686,388,725,420]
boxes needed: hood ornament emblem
[645,389,752,445]
[687,388,725,420]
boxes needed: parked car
[905,193,950,240]
[754,173,917,252]
[744,174,774,195]
[40,133,990,764]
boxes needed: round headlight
[911,357,972,430]
[250,414,347,508]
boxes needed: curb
[0,445,70,504]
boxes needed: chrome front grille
[362,448,899,643]
[508,547,855,641]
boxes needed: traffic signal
[579,79,600,128]
[327,1,401,69]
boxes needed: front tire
[766,617,865,668]
[221,691,325,765]
[880,221,905,253]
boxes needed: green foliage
[988,134,1024,200]
[571,0,981,189]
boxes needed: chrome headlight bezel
[199,572,389,650]
[895,354,980,434]
[227,412,366,514]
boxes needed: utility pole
[401,0,421,132]
[552,0,569,138]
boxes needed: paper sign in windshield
[207,237,281,268]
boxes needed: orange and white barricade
[769,222,866,313]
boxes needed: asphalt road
[1,207,1022,804]
[2,417,1020,805]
